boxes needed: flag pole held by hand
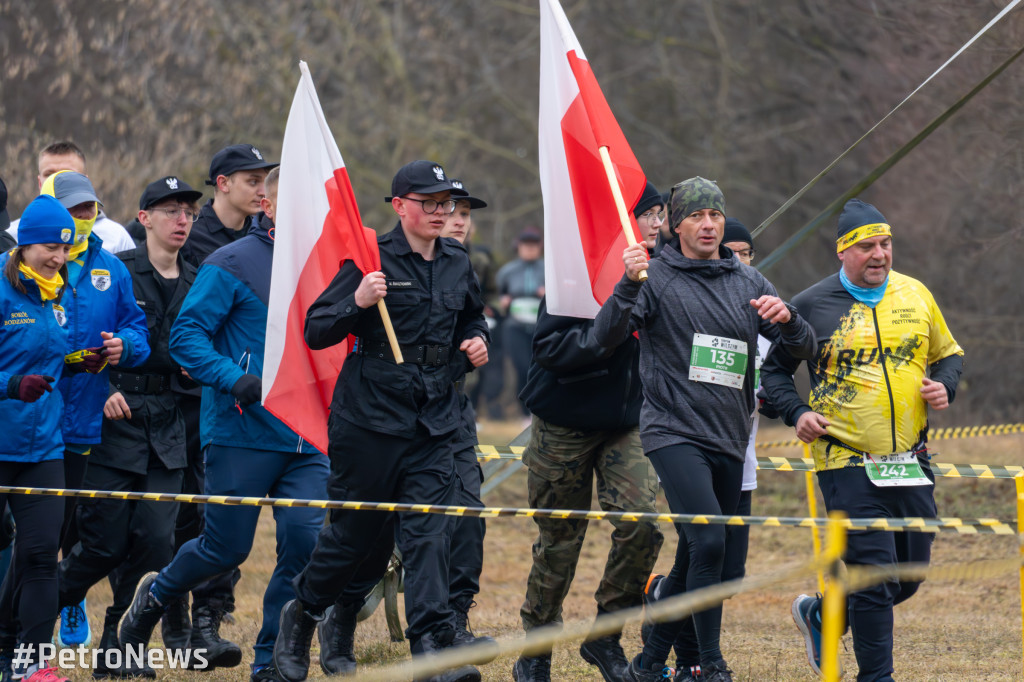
[376,300,404,364]
[598,146,647,282]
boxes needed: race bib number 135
[689,333,748,389]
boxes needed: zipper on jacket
[871,308,898,453]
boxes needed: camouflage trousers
[520,416,664,631]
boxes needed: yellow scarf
[18,261,64,302]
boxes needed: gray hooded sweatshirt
[593,243,816,460]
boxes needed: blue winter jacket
[57,235,150,444]
[170,216,316,454]
[0,253,70,463]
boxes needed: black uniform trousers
[338,443,486,611]
[816,463,936,682]
[292,417,458,647]
[58,462,183,628]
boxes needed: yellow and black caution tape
[755,422,1024,450]
[477,449,1024,480]
[362,552,1024,682]
[0,486,1015,534]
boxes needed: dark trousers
[0,460,64,665]
[59,448,89,557]
[503,321,534,417]
[338,445,486,611]
[470,324,505,421]
[58,462,183,627]
[816,464,936,682]
[175,397,239,611]
[643,445,743,668]
[672,489,752,667]
[150,445,326,668]
[292,419,458,646]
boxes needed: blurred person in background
[7,141,135,254]
[496,227,544,426]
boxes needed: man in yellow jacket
[761,198,963,682]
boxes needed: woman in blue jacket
[0,195,74,682]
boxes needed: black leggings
[0,460,64,665]
[643,445,743,668]
[672,489,752,668]
[59,448,89,557]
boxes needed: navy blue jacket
[170,215,316,454]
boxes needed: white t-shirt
[7,213,135,254]
[742,335,774,491]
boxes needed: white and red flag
[539,0,648,318]
[264,61,380,454]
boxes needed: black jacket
[519,297,641,432]
[179,199,253,267]
[90,244,196,474]
[305,224,489,438]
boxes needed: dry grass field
[68,421,1023,681]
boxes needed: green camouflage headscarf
[669,177,725,229]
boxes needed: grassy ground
[68,421,1023,680]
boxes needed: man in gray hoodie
[593,177,816,682]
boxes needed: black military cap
[206,144,278,186]
[449,178,488,209]
[139,176,204,210]
[385,160,454,202]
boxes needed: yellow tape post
[0,486,1014,534]
[820,512,848,682]
[1018,476,1024,679]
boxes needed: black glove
[230,374,262,407]
[8,374,56,403]
[756,386,780,420]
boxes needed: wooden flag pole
[376,300,404,364]
[598,146,647,281]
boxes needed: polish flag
[539,0,647,319]
[264,61,380,455]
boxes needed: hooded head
[41,170,101,258]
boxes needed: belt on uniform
[355,339,451,366]
[821,434,928,464]
[109,370,172,395]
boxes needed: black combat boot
[317,602,358,675]
[160,597,191,654]
[90,617,120,679]
[512,652,552,682]
[118,574,165,654]
[451,602,498,664]
[415,628,481,682]
[273,599,322,682]
[189,600,242,669]
[580,631,628,682]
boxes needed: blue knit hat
[17,195,75,246]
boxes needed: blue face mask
[839,267,888,308]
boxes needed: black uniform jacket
[91,244,196,473]
[519,297,641,432]
[305,225,489,438]
[179,200,253,268]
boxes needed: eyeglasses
[151,206,199,222]
[733,248,755,260]
[639,210,666,224]
[403,197,457,215]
